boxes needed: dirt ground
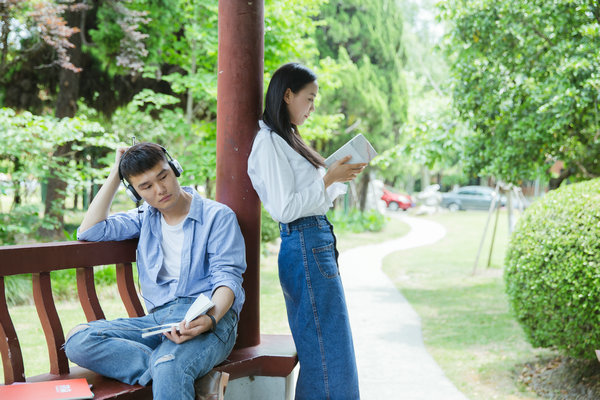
[520,356,600,399]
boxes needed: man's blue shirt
[77,187,246,315]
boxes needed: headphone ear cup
[169,159,183,177]
[124,183,142,203]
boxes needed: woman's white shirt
[247,120,347,223]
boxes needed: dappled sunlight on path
[340,214,468,400]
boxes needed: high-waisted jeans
[279,215,360,400]
[64,298,237,400]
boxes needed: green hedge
[261,206,280,244]
[327,208,386,233]
[505,178,600,359]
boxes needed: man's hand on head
[115,147,129,166]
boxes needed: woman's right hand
[323,155,367,188]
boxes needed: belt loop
[279,222,289,235]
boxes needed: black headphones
[118,145,184,203]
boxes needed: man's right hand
[115,147,129,168]
[79,147,130,234]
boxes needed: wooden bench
[0,240,297,399]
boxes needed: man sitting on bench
[64,142,246,400]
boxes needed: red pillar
[216,0,264,348]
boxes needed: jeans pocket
[312,243,339,279]
[213,310,237,346]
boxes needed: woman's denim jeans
[64,298,237,400]
[279,215,360,400]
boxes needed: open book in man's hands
[141,293,215,338]
[324,134,378,168]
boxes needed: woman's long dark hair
[262,63,325,168]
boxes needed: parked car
[441,185,506,211]
[381,188,414,211]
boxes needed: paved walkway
[340,214,468,400]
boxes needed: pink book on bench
[0,378,93,399]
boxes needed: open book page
[141,322,181,338]
[324,134,377,167]
[141,294,215,338]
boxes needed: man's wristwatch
[207,314,217,332]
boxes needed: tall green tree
[1,0,335,237]
[1,0,155,237]
[315,0,408,209]
[0,107,112,244]
[439,0,600,187]
[376,0,469,192]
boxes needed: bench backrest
[0,240,142,384]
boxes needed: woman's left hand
[323,155,367,188]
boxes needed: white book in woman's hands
[324,134,377,167]
[141,294,215,338]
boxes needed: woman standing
[247,62,365,399]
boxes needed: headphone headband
[118,144,183,203]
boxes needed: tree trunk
[358,169,370,211]
[186,39,196,123]
[421,166,431,189]
[40,8,82,238]
[548,168,572,190]
[506,189,516,233]
[11,156,21,207]
[0,6,10,72]
[205,177,214,199]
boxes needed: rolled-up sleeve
[77,208,143,242]
[206,208,247,314]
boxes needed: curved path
[339,214,468,400]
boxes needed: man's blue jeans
[279,215,360,400]
[64,298,237,400]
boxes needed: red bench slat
[32,272,69,376]
[0,277,25,384]
[116,263,145,318]
[77,267,106,321]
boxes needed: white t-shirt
[247,120,347,223]
[159,215,185,281]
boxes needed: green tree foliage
[439,0,600,186]
[0,0,337,240]
[264,0,323,71]
[316,0,407,145]
[375,0,470,191]
[505,178,600,359]
[0,107,113,243]
[314,0,407,208]
[2,0,413,243]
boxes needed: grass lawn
[1,213,410,382]
[3,284,146,379]
[382,210,556,400]
[258,212,411,334]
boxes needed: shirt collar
[145,186,204,225]
[258,119,269,130]
[186,187,204,224]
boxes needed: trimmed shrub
[260,205,280,244]
[505,178,600,359]
[327,208,387,233]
